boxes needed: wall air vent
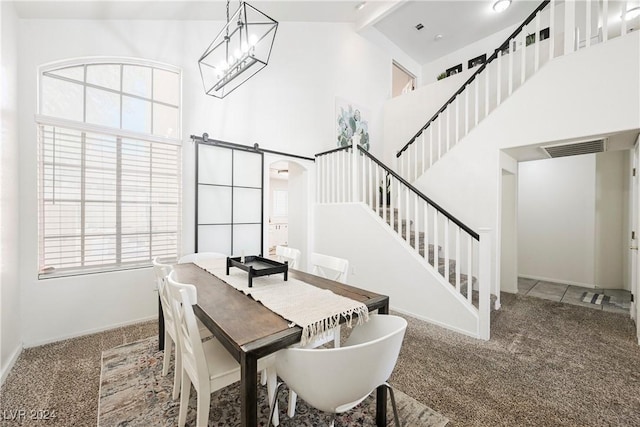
[542,139,606,158]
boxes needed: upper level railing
[397,0,550,157]
[395,0,633,181]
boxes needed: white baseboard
[23,315,157,349]
[0,344,23,387]
[390,305,483,340]
[518,274,597,289]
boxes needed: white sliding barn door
[196,143,264,256]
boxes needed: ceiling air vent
[542,139,606,158]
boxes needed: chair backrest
[178,252,226,266]
[275,314,407,414]
[275,246,301,269]
[167,271,207,390]
[152,257,172,288]
[153,257,175,337]
[310,252,349,283]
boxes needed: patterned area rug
[98,336,449,427]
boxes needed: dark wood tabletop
[165,262,390,427]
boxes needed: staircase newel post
[351,134,360,203]
[478,228,492,340]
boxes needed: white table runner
[196,261,369,346]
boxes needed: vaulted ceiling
[13,0,628,66]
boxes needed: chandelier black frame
[198,1,278,99]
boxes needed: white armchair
[268,314,408,427]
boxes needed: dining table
[160,262,390,427]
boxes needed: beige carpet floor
[391,292,640,426]
[1,292,640,426]
[0,322,157,427]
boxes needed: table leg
[376,386,388,427]
[376,299,390,426]
[158,296,165,351]
[241,352,258,427]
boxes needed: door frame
[631,139,640,343]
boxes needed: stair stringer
[411,31,640,297]
[314,202,483,339]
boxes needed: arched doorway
[265,157,312,270]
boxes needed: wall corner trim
[1,344,24,387]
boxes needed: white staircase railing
[397,0,635,181]
[316,137,492,339]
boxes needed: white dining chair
[275,245,301,269]
[167,272,280,427]
[152,257,211,400]
[284,251,351,418]
[268,314,407,427]
[178,251,227,269]
[310,252,349,283]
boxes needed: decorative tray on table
[226,255,288,288]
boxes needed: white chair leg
[287,390,298,418]
[266,366,279,426]
[172,345,181,400]
[177,371,191,427]
[196,387,211,427]
[260,368,267,386]
[162,332,172,376]
[333,325,341,348]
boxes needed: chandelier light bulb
[248,34,258,47]
[234,49,242,60]
[241,42,249,53]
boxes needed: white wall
[500,170,518,293]
[422,23,518,85]
[16,18,392,346]
[518,151,630,289]
[518,155,597,287]
[0,1,22,383]
[382,68,474,166]
[287,161,312,270]
[359,26,422,88]
[268,176,288,223]
[595,150,630,290]
[315,203,480,337]
[414,32,640,296]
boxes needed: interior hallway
[517,277,631,315]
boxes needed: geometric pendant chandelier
[198,0,278,98]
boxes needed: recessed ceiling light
[355,2,366,11]
[493,0,511,13]
[415,23,424,31]
[434,34,443,41]
[624,6,640,21]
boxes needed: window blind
[38,124,181,277]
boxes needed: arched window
[37,58,182,277]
